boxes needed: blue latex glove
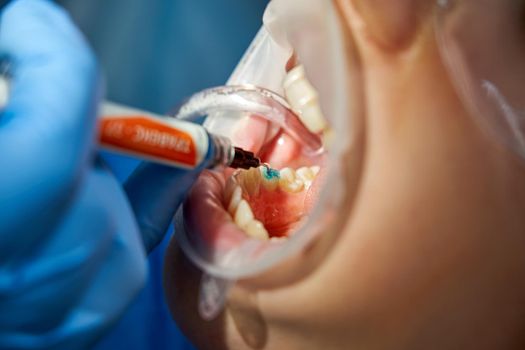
[0,1,201,349]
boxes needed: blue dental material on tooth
[263,166,280,180]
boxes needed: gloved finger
[124,163,203,253]
[0,0,101,236]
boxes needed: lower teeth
[224,165,320,240]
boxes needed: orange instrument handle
[98,103,210,169]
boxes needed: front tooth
[244,220,269,240]
[234,199,254,229]
[228,186,242,215]
[279,167,304,193]
[259,167,279,191]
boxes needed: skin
[164,1,525,348]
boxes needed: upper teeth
[283,65,328,135]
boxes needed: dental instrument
[99,102,263,171]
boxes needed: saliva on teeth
[223,164,320,240]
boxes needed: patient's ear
[336,0,432,50]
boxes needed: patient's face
[164,1,525,349]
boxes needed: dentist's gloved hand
[0,1,200,349]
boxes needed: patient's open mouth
[181,64,328,253]
[183,119,326,252]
